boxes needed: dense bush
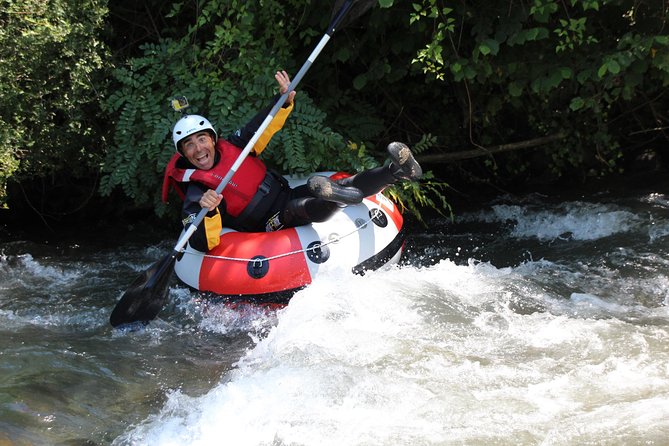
[404,0,669,180]
[0,0,109,209]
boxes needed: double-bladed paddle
[110,0,377,327]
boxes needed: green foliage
[0,0,109,206]
[386,172,452,223]
[408,0,669,179]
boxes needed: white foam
[115,260,669,445]
[463,201,642,241]
[0,253,82,287]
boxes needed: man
[162,71,422,252]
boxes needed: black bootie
[307,175,364,205]
[387,142,422,180]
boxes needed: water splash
[0,253,83,290]
[462,201,643,241]
[114,260,669,445]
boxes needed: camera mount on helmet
[170,96,190,115]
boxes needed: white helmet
[172,114,217,153]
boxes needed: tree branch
[417,133,567,164]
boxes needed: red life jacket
[162,139,267,217]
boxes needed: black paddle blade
[331,0,377,29]
[109,253,177,327]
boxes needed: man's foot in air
[387,142,422,180]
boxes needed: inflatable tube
[174,173,405,301]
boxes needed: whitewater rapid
[2,190,669,445]
[114,194,669,445]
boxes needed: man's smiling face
[181,131,216,170]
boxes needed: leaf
[352,73,368,90]
[597,63,608,78]
[569,96,585,111]
[607,59,621,74]
[335,47,351,62]
[479,39,499,56]
[508,82,523,97]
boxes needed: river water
[1,178,669,445]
